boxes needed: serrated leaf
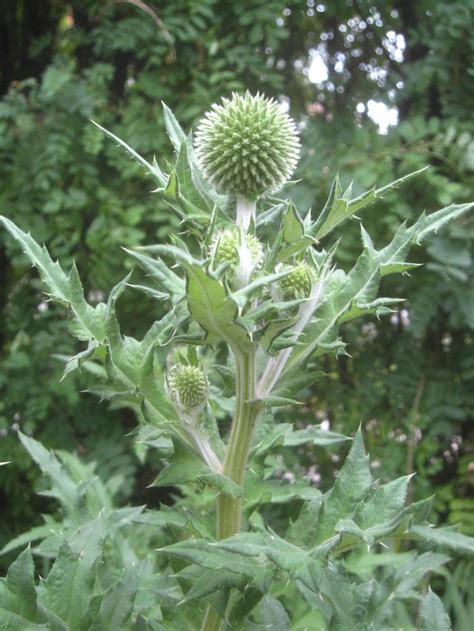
[132,507,188,530]
[174,140,211,215]
[284,427,351,448]
[344,550,416,575]
[0,548,38,622]
[1,520,61,556]
[411,525,474,555]
[124,248,185,303]
[163,530,321,597]
[133,246,251,349]
[319,565,372,631]
[17,433,78,512]
[259,596,291,630]
[90,569,138,631]
[91,120,167,186]
[257,202,285,227]
[162,102,186,153]
[60,339,99,380]
[283,201,474,374]
[0,217,104,342]
[184,262,252,349]
[0,608,48,630]
[178,567,245,603]
[126,283,169,301]
[286,497,324,548]
[37,541,98,630]
[245,479,321,513]
[152,442,241,497]
[252,421,293,457]
[335,497,431,546]
[355,474,412,527]
[312,167,428,240]
[420,589,452,631]
[282,202,304,242]
[160,537,269,585]
[313,430,371,545]
[393,552,451,597]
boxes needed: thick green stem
[201,346,261,630]
[218,347,260,538]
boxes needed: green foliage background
[1,0,473,623]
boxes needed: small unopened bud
[167,364,208,416]
[210,228,263,287]
[278,263,314,300]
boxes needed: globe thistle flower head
[194,92,300,200]
[167,364,208,415]
[278,263,314,300]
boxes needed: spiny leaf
[420,589,452,631]
[282,202,304,242]
[312,429,371,545]
[18,433,78,512]
[37,540,99,630]
[335,497,431,547]
[178,567,245,603]
[123,247,186,303]
[0,547,38,622]
[91,120,167,186]
[252,421,350,458]
[90,569,138,631]
[283,201,474,374]
[185,263,252,349]
[152,442,241,497]
[0,216,104,342]
[411,524,474,555]
[312,167,429,240]
[162,101,187,153]
[1,520,61,556]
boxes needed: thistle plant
[1,94,473,630]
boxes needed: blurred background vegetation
[1,0,473,620]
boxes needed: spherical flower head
[167,364,208,415]
[194,92,300,200]
[279,263,314,300]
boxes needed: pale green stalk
[201,345,262,630]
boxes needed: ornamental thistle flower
[194,92,300,200]
[210,228,263,287]
[277,262,314,300]
[167,364,208,416]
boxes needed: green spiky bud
[194,92,300,200]
[279,263,314,300]
[211,228,263,273]
[167,364,208,414]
